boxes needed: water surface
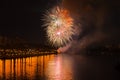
[0,54,120,80]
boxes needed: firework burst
[43,6,75,47]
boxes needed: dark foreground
[0,53,120,80]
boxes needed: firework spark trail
[43,6,75,47]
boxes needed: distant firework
[43,6,75,47]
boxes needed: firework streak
[43,6,75,47]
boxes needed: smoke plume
[58,0,120,53]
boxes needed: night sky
[0,0,120,46]
[0,0,59,44]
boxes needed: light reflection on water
[0,54,74,80]
[45,54,73,80]
[0,54,54,80]
[0,54,120,80]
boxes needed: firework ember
[43,6,75,47]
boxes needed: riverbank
[0,48,57,59]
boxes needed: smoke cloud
[58,0,120,53]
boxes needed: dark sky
[63,0,120,43]
[0,0,120,45]
[0,0,58,44]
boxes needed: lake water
[0,54,120,80]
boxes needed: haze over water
[0,53,120,80]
